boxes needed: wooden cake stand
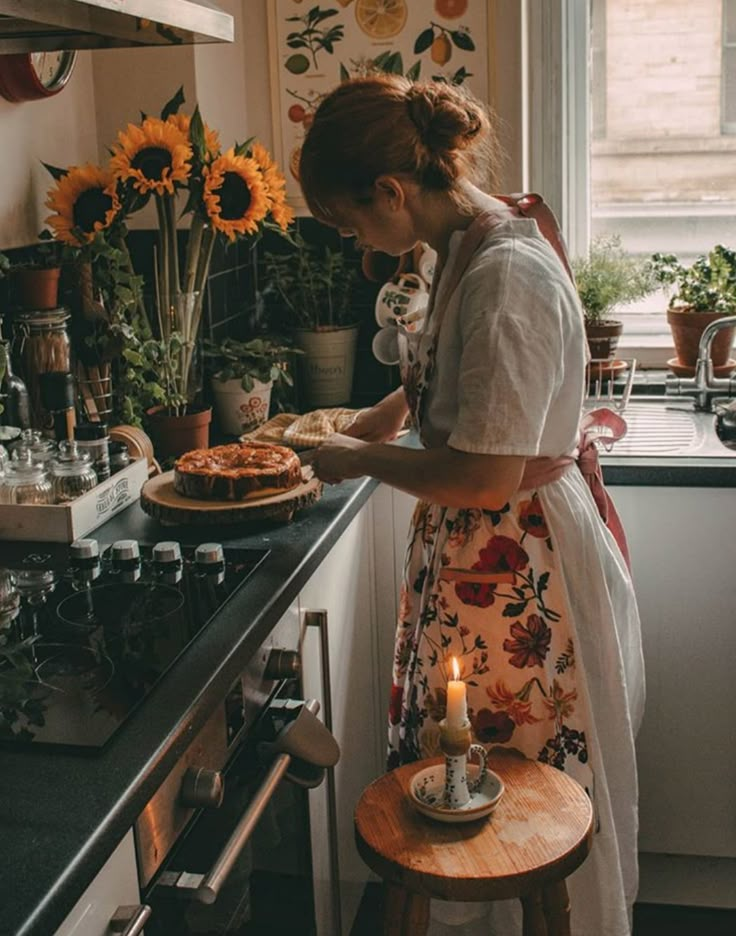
[140,468,322,526]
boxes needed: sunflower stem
[154,195,170,337]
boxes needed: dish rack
[584,357,637,413]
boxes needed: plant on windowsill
[262,234,359,407]
[203,335,302,436]
[650,245,736,376]
[572,234,658,362]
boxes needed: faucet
[666,314,736,410]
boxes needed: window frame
[724,0,736,133]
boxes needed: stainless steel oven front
[134,610,338,936]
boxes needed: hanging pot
[146,405,212,460]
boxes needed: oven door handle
[164,698,320,905]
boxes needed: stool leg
[542,880,571,936]
[521,890,549,936]
[381,882,431,936]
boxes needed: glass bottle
[13,309,71,429]
[49,440,98,504]
[0,450,53,504]
[74,423,111,482]
[0,340,31,430]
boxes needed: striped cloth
[241,407,366,449]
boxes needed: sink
[589,397,736,459]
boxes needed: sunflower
[251,142,293,231]
[45,164,121,247]
[110,117,191,196]
[166,112,220,159]
[203,149,269,241]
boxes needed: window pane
[590,0,736,280]
[726,0,736,44]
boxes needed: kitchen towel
[241,407,367,449]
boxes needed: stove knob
[70,538,99,562]
[152,541,181,565]
[179,766,224,809]
[111,539,140,563]
[265,648,302,681]
[195,543,224,567]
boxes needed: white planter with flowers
[210,375,273,435]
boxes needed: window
[725,0,736,131]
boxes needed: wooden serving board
[140,468,322,526]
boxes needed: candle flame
[451,656,460,680]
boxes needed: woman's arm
[342,387,409,443]
[311,433,526,510]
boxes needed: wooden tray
[140,468,322,526]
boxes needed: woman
[299,75,644,936]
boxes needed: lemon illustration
[289,146,302,182]
[355,0,408,40]
[430,34,452,66]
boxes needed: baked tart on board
[174,441,302,502]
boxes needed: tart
[174,441,302,502]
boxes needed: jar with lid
[13,309,71,428]
[12,429,56,466]
[74,423,110,482]
[108,440,130,475]
[49,440,98,504]
[0,450,53,504]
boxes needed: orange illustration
[435,0,468,18]
[355,0,408,40]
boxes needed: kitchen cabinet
[54,831,146,936]
[301,496,387,936]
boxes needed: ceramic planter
[16,267,61,311]
[211,376,273,436]
[146,405,212,460]
[584,320,623,361]
[667,308,735,370]
[292,324,359,407]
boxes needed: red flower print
[389,684,404,725]
[454,581,497,607]
[485,679,542,725]
[475,535,529,573]
[503,614,552,668]
[518,495,549,539]
[543,678,578,721]
[473,707,515,744]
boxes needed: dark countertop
[0,475,378,936]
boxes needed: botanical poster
[267,0,490,212]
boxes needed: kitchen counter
[0,475,378,936]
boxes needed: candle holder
[439,718,487,809]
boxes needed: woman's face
[329,185,418,257]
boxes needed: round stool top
[354,750,594,903]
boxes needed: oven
[135,609,340,936]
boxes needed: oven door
[142,700,320,936]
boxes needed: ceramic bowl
[409,762,505,824]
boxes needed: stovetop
[0,540,269,750]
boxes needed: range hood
[0,0,234,53]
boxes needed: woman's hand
[343,388,409,443]
[311,433,368,485]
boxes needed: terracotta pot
[16,266,61,311]
[584,320,623,361]
[667,308,735,368]
[146,405,212,460]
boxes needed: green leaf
[339,62,350,82]
[406,60,422,81]
[189,107,207,163]
[160,86,185,121]
[451,30,475,51]
[41,161,68,180]
[414,27,435,54]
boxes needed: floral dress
[389,209,644,936]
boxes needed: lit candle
[445,656,467,729]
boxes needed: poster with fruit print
[267,0,489,212]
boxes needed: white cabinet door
[612,486,736,859]
[54,830,146,936]
[300,500,384,936]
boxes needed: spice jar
[74,423,111,482]
[12,429,57,466]
[0,450,53,504]
[49,440,98,504]
[13,309,71,429]
[108,440,130,474]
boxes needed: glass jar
[13,309,71,428]
[13,429,56,466]
[0,443,8,476]
[0,451,53,504]
[49,440,98,504]
[74,423,111,482]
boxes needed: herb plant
[572,235,658,325]
[203,336,301,392]
[285,7,344,73]
[650,245,736,315]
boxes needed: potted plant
[572,235,658,361]
[203,335,301,435]
[12,241,62,311]
[263,235,359,407]
[650,245,736,374]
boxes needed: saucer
[667,357,736,378]
[586,359,628,382]
[409,763,504,824]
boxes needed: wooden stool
[354,749,593,936]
